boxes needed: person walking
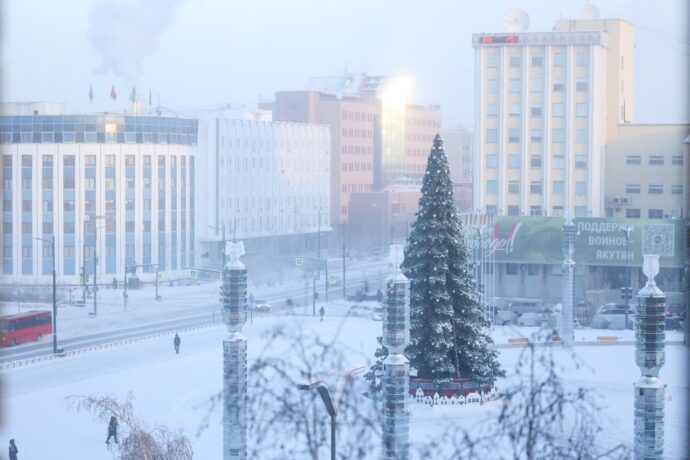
[174,333,181,354]
[319,306,325,321]
[8,439,18,460]
[105,416,118,444]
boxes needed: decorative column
[634,255,666,460]
[561,212,576,348]
[221,241,248,460]
[381,245,410,460]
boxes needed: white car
[347,304,371,317]
[371,306,384,321]
[251,300,271,312]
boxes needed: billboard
[462,217,684,268]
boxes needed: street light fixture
[35,235,58,355]
[89,224,106,317]
[297,365,366,460]
[621,226,633,329]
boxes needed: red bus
[0,311,52,346]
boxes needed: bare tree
[66,393,193,460]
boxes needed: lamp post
[621,226,633,329]
[209,223,227,269]
[35,235,57,355]
[297,366,366,460]
[90,224,105,317]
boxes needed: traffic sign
[295,257,304,267]
[190,269,198,279]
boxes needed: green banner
[462,217,684,268]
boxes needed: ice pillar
[561,213,575,348]
[221,241,248,460]
[634,255,665,460]
[381,245,410,460]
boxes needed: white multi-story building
[0,102,198,283]
[473,13,634,217]
[196,118,331,264]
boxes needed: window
[486,155,497,168]
[671,185,682,195]
[576,79,588,92]
[64,222,75,234]
[530,106,542,117]
[22,200,31,212]
[106,155,116,167]
[85,155,96,166]
[575,206,588,217]
[552,129,565,143]
[64,155,75,167]
[649,156,664,165]
[575,155,587,168]
[64,245,75,258]
[505,205,519,216]
[553,52,565,66]
[508,155,520,169]
[509,104,521,117]
[530,181,542,194]
[508,181,520,194]
[487,53,498,68]
[506,264,518,275]
[531,78,543,92]
[22,246,32,258]
[626,155,641,165]
[553,156,565,168]
[530,206,542,217]
[531,54,543,67]
[552,103,565,117]
[487,79,498,93]
[487,103,498,117]
[672,155,683,165]
[530,129,542,143]
[530,155,542,168]
[626,184,641,194]
[576,103,588,117]
[553,79,564,92]
[486,205,497,215]
[648,209,663,218]
[486,180,497,194]
[552,181,564,195]
[552,206,564,217]
[576,129,588,144]
[508,129,520,143]
[22,222,31,234]
[42,222,53,235]
[22,178,31,190]
[626,208,641,218]
[509,79,521,93]
[648,184,663,194]
[576,50,589,66]
[486,129,498,143]
[576,181,587,196]
[509,54,521,67]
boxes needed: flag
[130,86,136,103]
[110,85,117,101]
[148,88,152,106]
[88,85,93,103]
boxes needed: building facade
[442,126,475,211]
[195,118,331,263]
[1,103,198,283]
[604,123,688,219]
[473,17,634,217]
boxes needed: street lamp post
[621,226,633,329]
[35,235,58,355]
[209,223,227,269]
[297,366,366,460]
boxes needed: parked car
[371,306,384,321]
[494,310,519,326]
[509,302,541,316]
[348,304,372,317]
[591,303,634,330]
[251,299,271,312]
[665,317,683,331]
[517,312,542,327]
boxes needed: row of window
[4,154,189,169]
[625,184,682,195]
[341,183,372,193]
[341,162,372,172]
[341,111,374,122]
[487,50,590,69]
[494,102,589,118]
[341,127,373,138]
[490,180,587,196]
[624,208,668,219]
[487,77,587,93]
[484,204,587,218]
[341,145,373,155]
[486,128,589,144]
[626,155,683,166]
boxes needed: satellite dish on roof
[504,9,530,32]
[581,3,600,20]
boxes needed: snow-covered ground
[2,308,688,459]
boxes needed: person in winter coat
[174,333,181,354]
[319,306,325,321]
[8,439,18,460]
[105,416,118,444]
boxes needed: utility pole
[622,226,632,329]
[222,223,227,268]
[93,243,98,317]
[342,240,346,299]
[50,236,57,355]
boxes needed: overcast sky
[2,0,688,126]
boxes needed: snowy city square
[1,1,690,459]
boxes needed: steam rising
[87,0,187,81]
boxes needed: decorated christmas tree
[402,134,503,383]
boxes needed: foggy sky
[2,0,688,126]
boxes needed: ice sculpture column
[561,213,576,348]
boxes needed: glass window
[576,103,588,117]
[553,52,565,67]
[506,264,518,275]
[487,103,498,117]
[552,129,565,143]
[552,103,565,117]
[486,180,497,194]
[552,181,564,195]
[553,156,565,168]
[507,205,520,216]
[508,181,519,193]
[648,184,663,194]
[530,106,542,117]
[575,155,587,168]
[531,54,543,67]
[576,181,587,196]
[671,155,683,165]
[576,129,588,144]
[576,50,589,66]
[531,78,543,92]
[649,155,664,165]
[575,206,588,217]
[486,129,498,143]
[487,79,498,93]
[626,208,641,218]
[530,206,543,217]
[553,79,565,92]
[530,155,542,168]
[486,154,497,168]
[552,206,564,217]
[626,184,640,194]
[530,181,542,194]
[106,155,116,167]
[509,79,521,93]
[576,79,588,92]
[508,129,520,143]
[509,104,521,117]
[509,54,521,67]
[486,53,498,68]
[530,129,542,143]
[626,155,641,165]
[648,209,663,218]
[508,155,520,169]
[671,185,682,195]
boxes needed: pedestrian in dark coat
[8,439,18,460]
[105,416,118,444]
[319,306,325,321]
[174,333,181,354]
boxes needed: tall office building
[473,11,634,217]
[0,102,198,283]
